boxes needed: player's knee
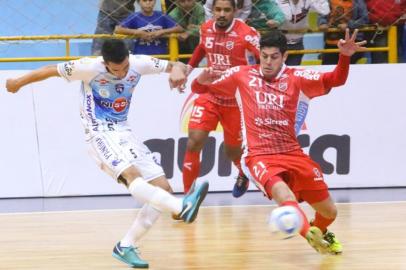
[186,137,205,151]
[326,204,338,219]
[319,203,338,220]
[119,166,142,186]
[224,145,242,160]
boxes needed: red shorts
[243,149,330,204]
[188,95,242,147]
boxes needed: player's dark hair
[212,0,236,9]
[259,30,288,54]
[101,39,129,64]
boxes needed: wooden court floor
[1,202,405,270]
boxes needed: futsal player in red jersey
[182,0,260,197]
[192,29,367,254]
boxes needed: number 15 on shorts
[191,106,204,118]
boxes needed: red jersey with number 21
[196,65,333,156]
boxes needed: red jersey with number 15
[197,19,260,70]
[189,19,260,106]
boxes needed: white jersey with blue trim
[57,55,168,133]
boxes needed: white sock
[120,203,161,247]
[128,177,183,214]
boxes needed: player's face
[177,0,196,12]
[259,47,288,80]
[139,0,155,14]
[213,0,235,29]
[104,57,130,79]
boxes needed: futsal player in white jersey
[6,39,209,269]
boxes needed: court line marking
[0,200,405,216]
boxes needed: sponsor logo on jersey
[313,167,323,181]
[100,97,128,113]
[245,34,260,49]
[254,117,289,127]
[229,31,238,37]
[95,137,112,160]
[85,94,99,131]
[151,57,161,68]
[254,91,284,109]
[98,88,110,98]
[63,61,74,76]
[127,75,137,82]
[226,41,234,50]
[278,82,288,92]
[112,159,122,167]
[207,53,231,67]
[98,79,109,85]
[115,83,124,94]
[294,70,321,80]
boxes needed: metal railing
[0,26,398,63]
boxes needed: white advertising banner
[0,64,405,198]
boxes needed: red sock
[182,151,200,193]
[312,212,335,233]
[281,201,310,238]
[232,158,244,176]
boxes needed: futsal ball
[268,206,303,239]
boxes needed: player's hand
[318,24,329,32]
[338,23,348,31]
[196,67,223,85]
[6,78,21,93]
[169,63,188,93]
[266,20,279,28]
[338,28,367,56]
[178,32,189,42]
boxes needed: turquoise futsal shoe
[179,181,209,223]
[112,242,149,268]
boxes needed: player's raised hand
[338,29,367,57]
[6,78,21,93]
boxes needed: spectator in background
[92,0,136,55]
[169,0,205,62]
[246,0,285,31]
[115,0,183,55]
[366,0,406,63]
[318,0,369,64]
[276,0,330,65]
[204,0,253,21]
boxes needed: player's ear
[282,51,288,62]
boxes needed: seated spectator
[204,0,253,21]
[92,0,136,55]
[366,0,406,63]
[246,0,285,31]
[318,0,369,64]
[169,0,205,62]
[114,0,183,55]
[276,0,330,66]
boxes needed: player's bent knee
[120,166,143,186]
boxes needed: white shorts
[87,129,165,181]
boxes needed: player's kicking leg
[113,168,209,268]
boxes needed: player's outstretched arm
[6,65,60,94]
[337,28,367,57]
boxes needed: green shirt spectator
[169,0,205,60]
[247,0,285,30]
